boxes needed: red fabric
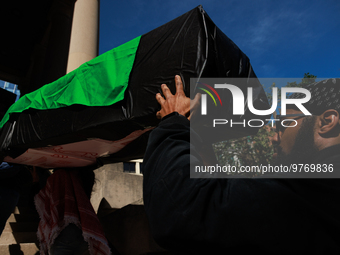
[35,169,111,255]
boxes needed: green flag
[0,36,141,129]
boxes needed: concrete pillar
[67,0,99,73]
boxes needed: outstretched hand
[156,75,200,120]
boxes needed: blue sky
[99,0,340,79]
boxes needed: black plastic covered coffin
[0,5,269,168]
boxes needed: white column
[66,0,99,73]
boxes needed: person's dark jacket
[142,113,340,255]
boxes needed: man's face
[272,109,318,165]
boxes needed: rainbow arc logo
[198,82,222,115]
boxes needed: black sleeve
[142,114,340,254]
[142,114,258,254]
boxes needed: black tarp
[0,6,269,168]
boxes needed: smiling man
[142,76,340,254]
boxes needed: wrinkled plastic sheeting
[0,5,269,168]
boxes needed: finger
[188,93,201,121]
[175,75,185,95]
[156,93,165,105]
[191,93,201,110]
[161,84,173,99]
[188,113,192,121]
[156,111,162,119]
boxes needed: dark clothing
[142,114,340,255]
[0,186,19,235]
[50,224,90,255]
[0,163,31,235]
